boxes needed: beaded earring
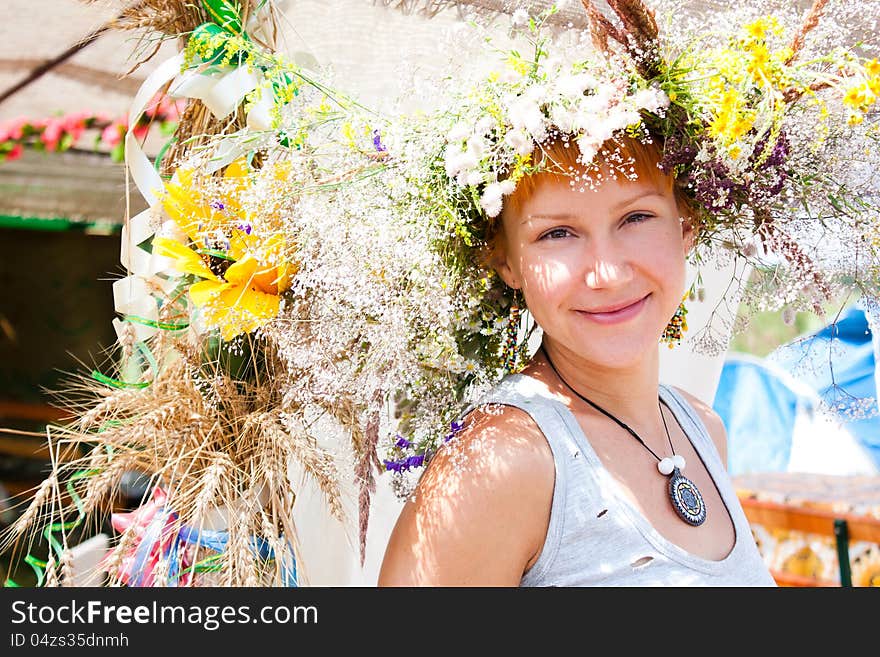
[501,288,524,373]
[661,295,689,348]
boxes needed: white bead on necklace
[657,454,686,475]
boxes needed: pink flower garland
[0,93,185,163]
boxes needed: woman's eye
[624,212,652,225]
[540,228,572,240]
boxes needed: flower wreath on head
[379,0,880,489]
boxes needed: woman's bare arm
[378,405,555,586]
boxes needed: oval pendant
[667,467,706,526]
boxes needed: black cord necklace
[539,345,707,527]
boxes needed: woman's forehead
[514,173,673,218]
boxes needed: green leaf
[110,141,125,162]
[58,132,74,151]
[201,0,243,35]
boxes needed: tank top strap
[457,373,584,584]
[459,373,583,462]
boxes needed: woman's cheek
[524,258,577,299]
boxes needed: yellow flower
[843,85,867,110]
[341,122,357,148]
[156,230,295,341]
[731,115,755,140]
[153,160,296,341]
[744,18,768,41]
[188,250,293,341]
[865,58,880,77]
[728,145,742,160]
[746,43,771,79]
[161,158,252,246]
[505,54,530,76]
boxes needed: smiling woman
[491,136,694,373]
[378,131,776,586]
[373,0,842,586]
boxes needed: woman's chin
[563,332,662,370]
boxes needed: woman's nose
[583,246,633,289]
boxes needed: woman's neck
[524,338,662,432]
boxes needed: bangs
[503,135,674,215]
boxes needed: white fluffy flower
[444,145,464,177]
[448,121,471,143]
[504,128,533,156]
[475,116,496,137]
[498,179,516,196]
[576,134,600,165]
[549,105,577,133]
[465,170,485,186]
[554,73,598,99]
[480,180,516,217]
[480,190,504,217]
[445,148,479,180]
[511,8,529,27]
[507,97,547,141]
[632,87,670,112]
[466,136,487,159]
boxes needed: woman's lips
[576,294,650,325]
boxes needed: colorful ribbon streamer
[4,469,99,587]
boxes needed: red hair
[481,135,694,267]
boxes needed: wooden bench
[737,494,880,587]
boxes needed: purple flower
[444,420,466,443]
[395,435,412,449]
[372,129,387,153]
[383,452,426,472]
[236,222,253,235]
[210,200,225,211]
[383,458,403,473]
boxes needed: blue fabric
[769,306,880,466]
[713,356,799,475]
[713,305,880,472]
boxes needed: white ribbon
[116,41,289,357]
[170,65,261,119]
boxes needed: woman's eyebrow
[522,213,575,225]
[611,190,665,211]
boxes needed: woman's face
[495,171,694,370]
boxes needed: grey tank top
[460,373,776,587]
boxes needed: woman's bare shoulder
[378,403,554,586]
[670,386,728,469]
[432,402,556,482]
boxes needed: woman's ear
[487,223,519,289]
[493,255,518,290]
[681,215,696,256]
